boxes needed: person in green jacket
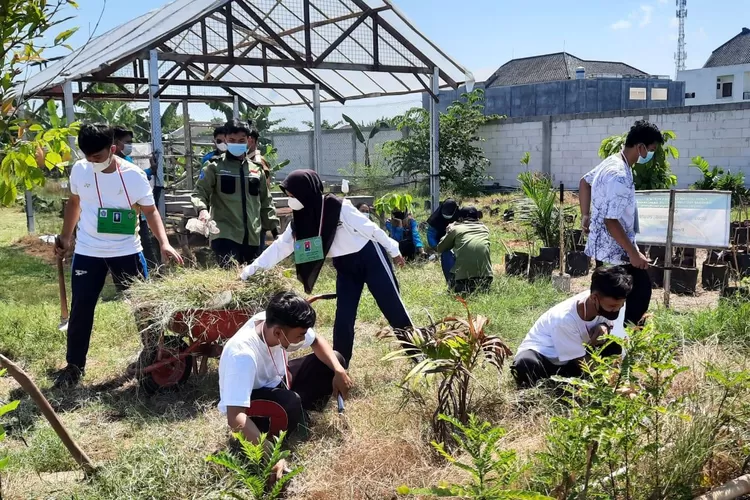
[192,120,279,267]
[436,206,493,294]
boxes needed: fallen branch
[694,474,750,500]
[0,354,95,474]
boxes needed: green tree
[208,102,285,146]
[302,119,343,130]
[383,89,503,196]
[598,130,679,190]
[0,0,80,206]
[342,114,389,167]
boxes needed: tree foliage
[342,113,389,167]
[690,155,747,207]
[0,0,80,206]
[598,130,679,190]
[208,101,285,146]
[384,89,503,196]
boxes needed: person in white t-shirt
[219,290,352,479]
[53,124,183,388]
[511,266,632,388]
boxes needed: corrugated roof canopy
[21,0,471,107]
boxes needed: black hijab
[281,170,342,293]
[427,198,459,237]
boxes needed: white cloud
[657,0,668,4]
[611,19,632,30]
[639,5,654,27]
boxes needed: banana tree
[342,114,390,167]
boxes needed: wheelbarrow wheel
[139,335,192,394]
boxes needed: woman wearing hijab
[426,199,459,285]
[240,170,411,363]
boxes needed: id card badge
[294,236,324,264]
[97,207,138,235]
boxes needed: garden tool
[334,393,349,432]
[56,250,69,332]
[552,182,571,292]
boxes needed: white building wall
[678,63,750,106]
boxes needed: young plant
[205,431,302,500]
[520,152,530,169]
[516,171,565,248]
[342,114,390,167]
[380,298,512,447]
[374,193,413,218]
[0,369,19,471]
[397,414,552,500]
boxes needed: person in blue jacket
[202,125,227,165]
[426,199,459,285]
[386,209,424,261]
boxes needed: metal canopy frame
[21,0,467,215]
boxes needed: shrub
[599,131,679,189]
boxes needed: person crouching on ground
[426,198,459,286]
[218,290,352,478]
[386,209,424,261]
[240,169,411,364]
[54,124,183,388]
[511,266,632,389]
[437,206,492,294]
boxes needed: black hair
[224,119,251,137]
[590,266,633,300]
[78,123,114,155]
[112,126,133,142]
[248,125,259,140]
[624,120,664,148]
[213,125,226,138]
[355,202,369,211]
[458,206,482,221]
[265,291,317,329]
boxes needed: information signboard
[635,190,731,248]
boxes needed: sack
[186,218,220,238]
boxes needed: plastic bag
[186,217,220,238]
[341,178,350,194]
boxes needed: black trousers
[67,252,147,369]
[596,261,651,327]
[511,343,622,389]
[332,241,412,363]
[138,218,160,271]
[211,238,258,268]
[249,352,346,435]
[452,276,493,295]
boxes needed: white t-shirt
[516,291,626,364]
[218,311,316,415]
[70,158,155,258]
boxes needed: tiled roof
[704,28,750,67]
[484,52,648,87]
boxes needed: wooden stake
[663,190,676,308]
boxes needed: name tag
[294,236,324,264]
[97,207,137,235]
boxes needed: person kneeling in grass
[218,290,353,476]
[436,206,492,294]
[511,266,632,388]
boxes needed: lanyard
[318,195,326,236]
[620,152,635,183]
[94,160,133,208]
[260,321,290,389]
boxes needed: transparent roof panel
[21,0,472,106]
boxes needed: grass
[0,194,747,499]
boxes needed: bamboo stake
[694,474,750,500]
[0,354,96,474]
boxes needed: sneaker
[53,364,84,388]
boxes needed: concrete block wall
[480,101,750,189]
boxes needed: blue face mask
[637,147,655,164]
[226,143,248,157]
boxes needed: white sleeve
[129,168,155,206]
[218,348,257,414]
[240,223,295,280]
[302,327,316,348]
[551,320,587,363]
[340,203,401,258]
[69,162,82,195]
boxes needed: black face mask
[596,301,621,321]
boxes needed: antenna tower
[675,0,687,76]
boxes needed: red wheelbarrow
[138,293,337,393]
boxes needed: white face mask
[91,154,112,173]
[280,330,305,353]
[287,197,304,211]
[216,142,228,152]
[122,144,133,156]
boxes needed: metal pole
[663,189,677,308]
[182,100,193,189]
[25,191,35,234]
[148,49,165,218]
[313,83,322,173]
[429,66,440,211]
[62,81,76,152]
[233,95,240,120]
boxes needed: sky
[48,0,750,129]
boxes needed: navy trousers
[67,252,148,369]
[332,241,412,362]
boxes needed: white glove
[239,264,257,281]
[186,217,219,238]
[199,209,210,222]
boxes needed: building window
[685,92,696,98]
[722,82,733,98]
[716,76,734,99]
[651,88,668,101]
[629,87,647,100]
